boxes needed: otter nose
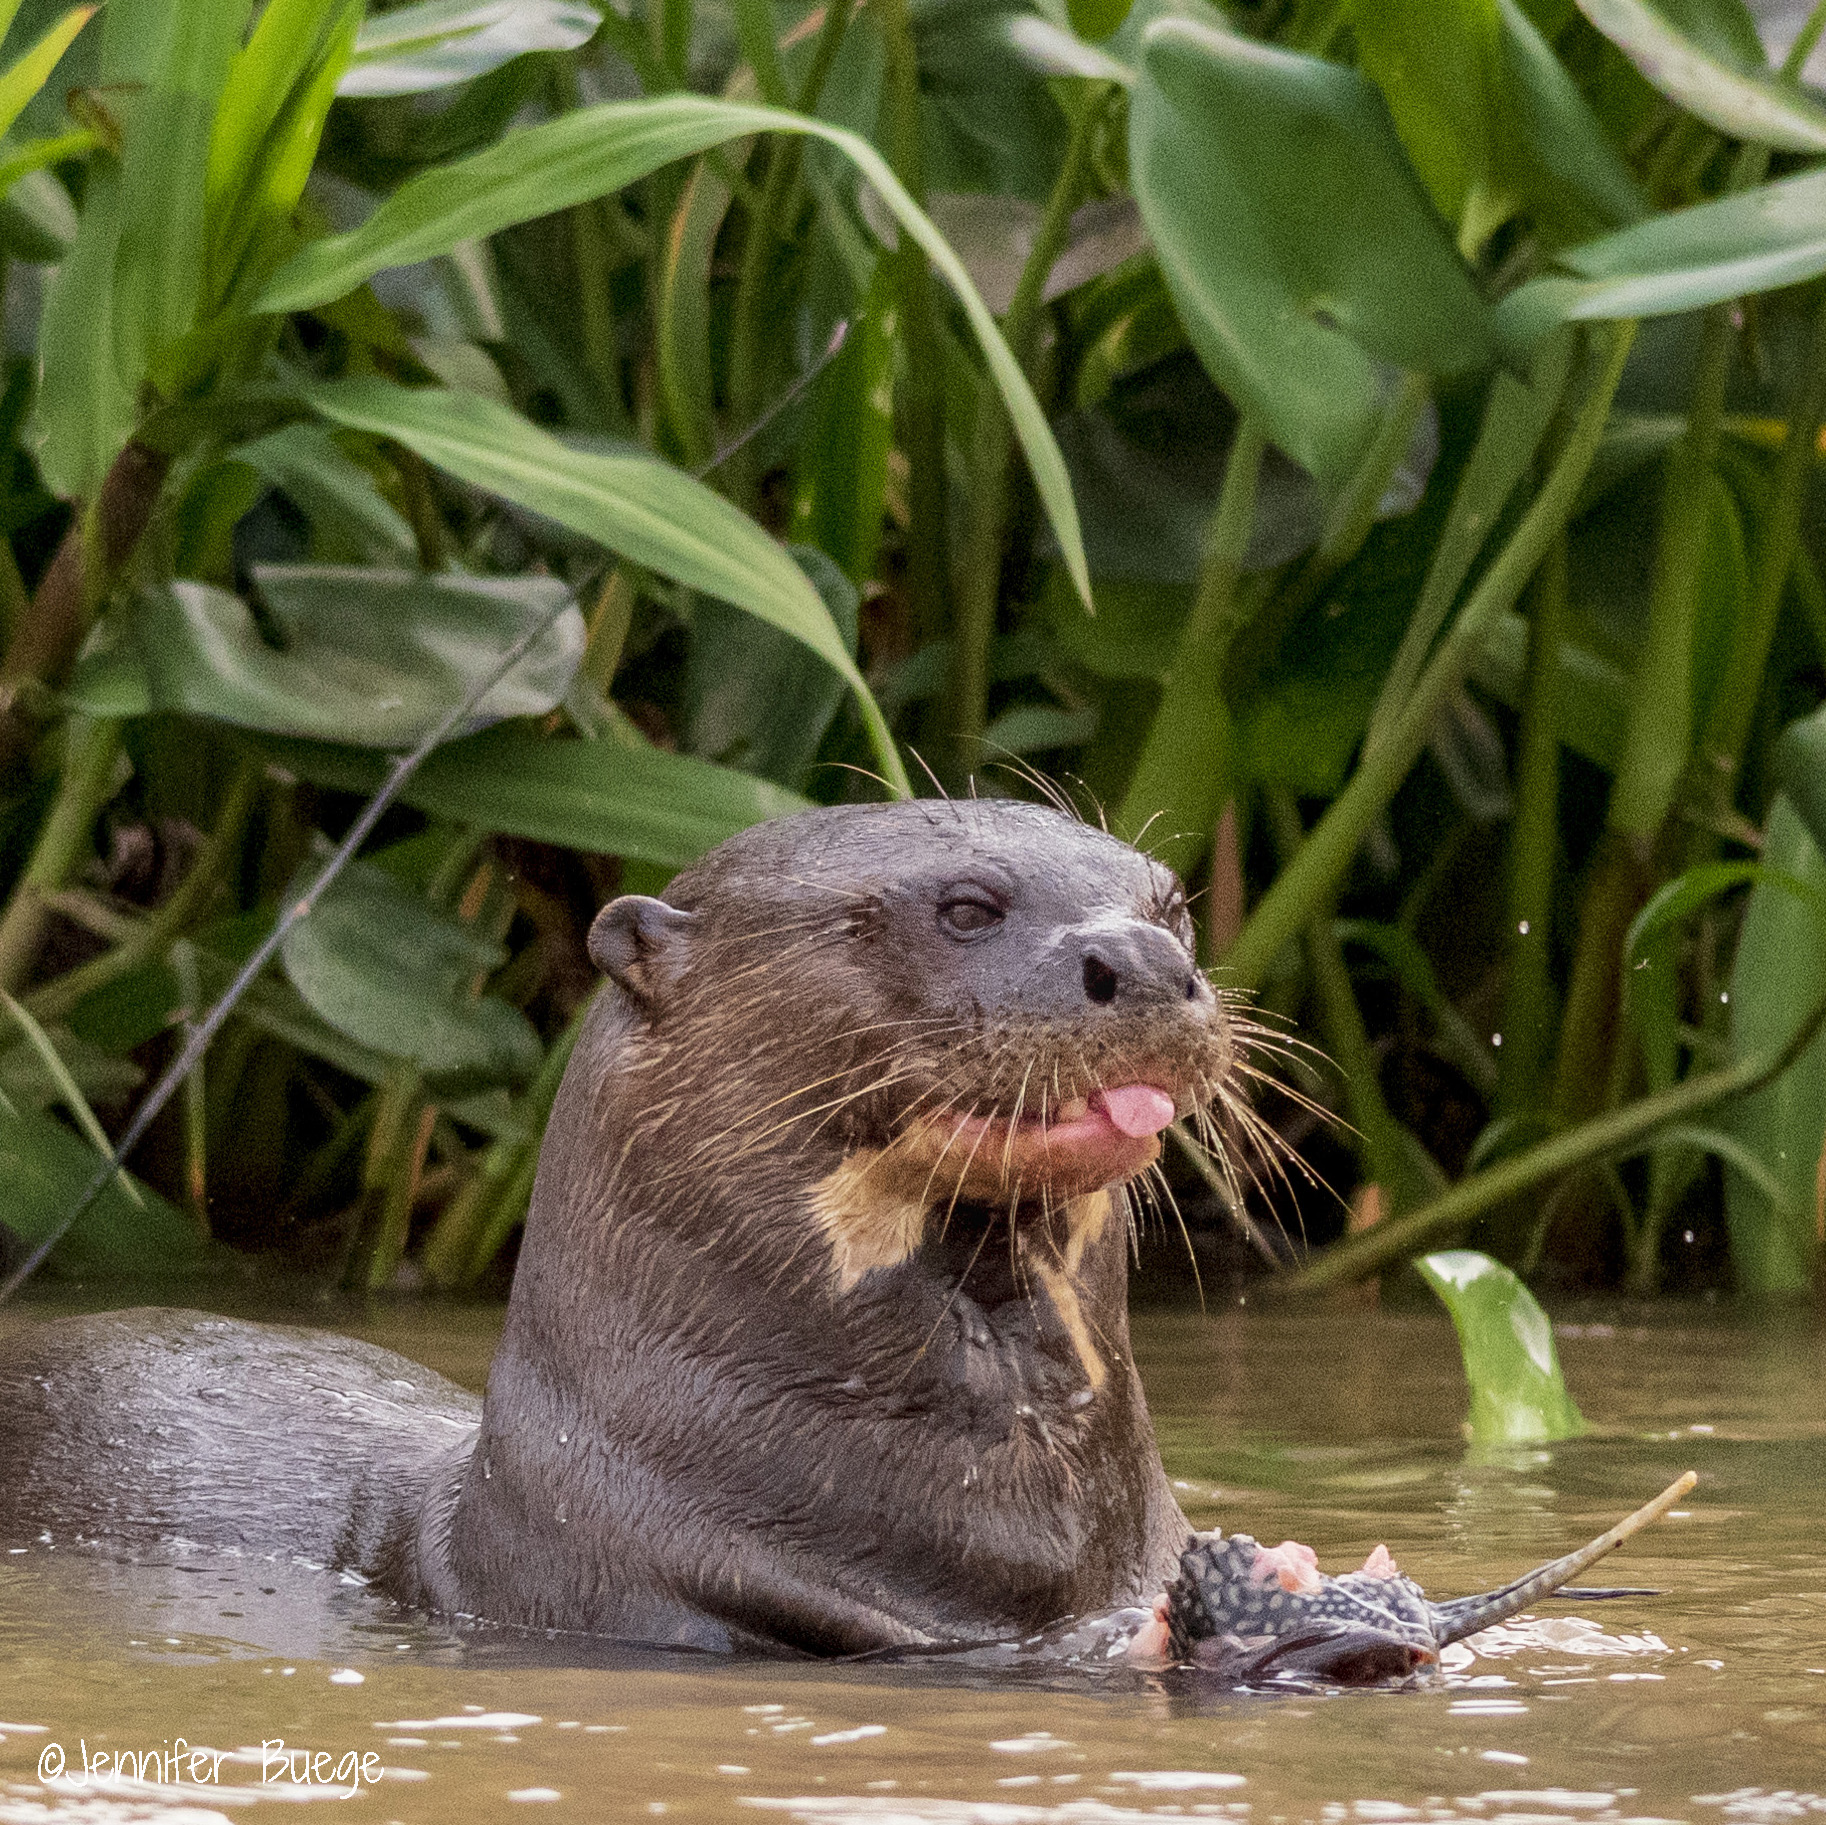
[1074,921,1209,1009]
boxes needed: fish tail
[1429,1471,1696,1646]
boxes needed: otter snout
[1049,918,1212,1015]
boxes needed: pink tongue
[1093,1084,1177,1138]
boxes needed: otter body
[0,801,1236,1654]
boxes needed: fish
[1165,1470,1697,1685]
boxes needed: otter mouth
[898,1081,1182,1203]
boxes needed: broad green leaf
[1775,699,1826,858]
[65,567,585,747]
[1066,0,1134,42]
[261,722,810,868]
[341,0,601,97]
[1499,166,1826,343]
[1129,19,1493,492]
[1724,795,1826,1295]
[1575,0,1826,151]
[296,376,906,786]
[280,847,542,1091]
[0,4,93,141]
[1352,0,1505,240]
[1417,1249,1588,1445]
[0,1097,214,1279]
[255,92,1088,614]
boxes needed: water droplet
[1517,920,1530,936]
[1491,1032,1503,1047]
[558,1433,568,1444]
[1683,1230,1695,1244]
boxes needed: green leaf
[0,163,76,260]
[687,546,859,794]
[0,4,93,142]
[108,0,257,382]
[1624,860,1766,1094]
[0,1096,214,1279]
[1000,14,1134,84]
[206,0,362,302]
[1352,0,1505,239]
[65,567,586,747]
[280,846,542,1092]
[1775,699,1826,858]
[1467,610,1632,773]
[296,377,906,787]
[233,421,419,563]
[1,989,142,1208]
[1417,1249,1588,1445]
[255,91,1088,615]
[1724,795,1826,1295]
[263,722,811,869]
[1497,0,1646,241]
[1499,167,1826,342]
[32,156,130,496]
[1066,0,1134,43]
[789,259,897,587]
[341,0,601,97]
[1129,18,1493,492]
[1574,0,1826,151]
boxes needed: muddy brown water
[0,1292,1821,1824]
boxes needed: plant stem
[878,0,949,657]
[794,0,854,111]
[1702,285,1826,793]
[945,87,1106,778]
[0,442,168,782]
[1497,531,1570,1117]
[421,995,588,1286]
[1266,789,1440,1213]
[1116,419,1268,876]
[734,0,788,103]
[550,56,626,429]
[1278,369,1431,621]
[1287,983,1826,1290]
[1224,325,1636,993]
[1550,308,1734,1133]
[26,750,263,1025]
[0,715,123,995]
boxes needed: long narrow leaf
[298,376,909,790]
[256,92,1089,611]
[0,4,94,142]
[1576,0,1826,152]
[1,989,143,1208]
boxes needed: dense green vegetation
[0,0,1822,1302]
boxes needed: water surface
[1,1293,1821,1823]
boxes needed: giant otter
[0,799,1232,1654]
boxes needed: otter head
[580,800,1237,1299]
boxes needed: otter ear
[588,896,698,1009]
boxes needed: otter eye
[938,896,1004,939]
